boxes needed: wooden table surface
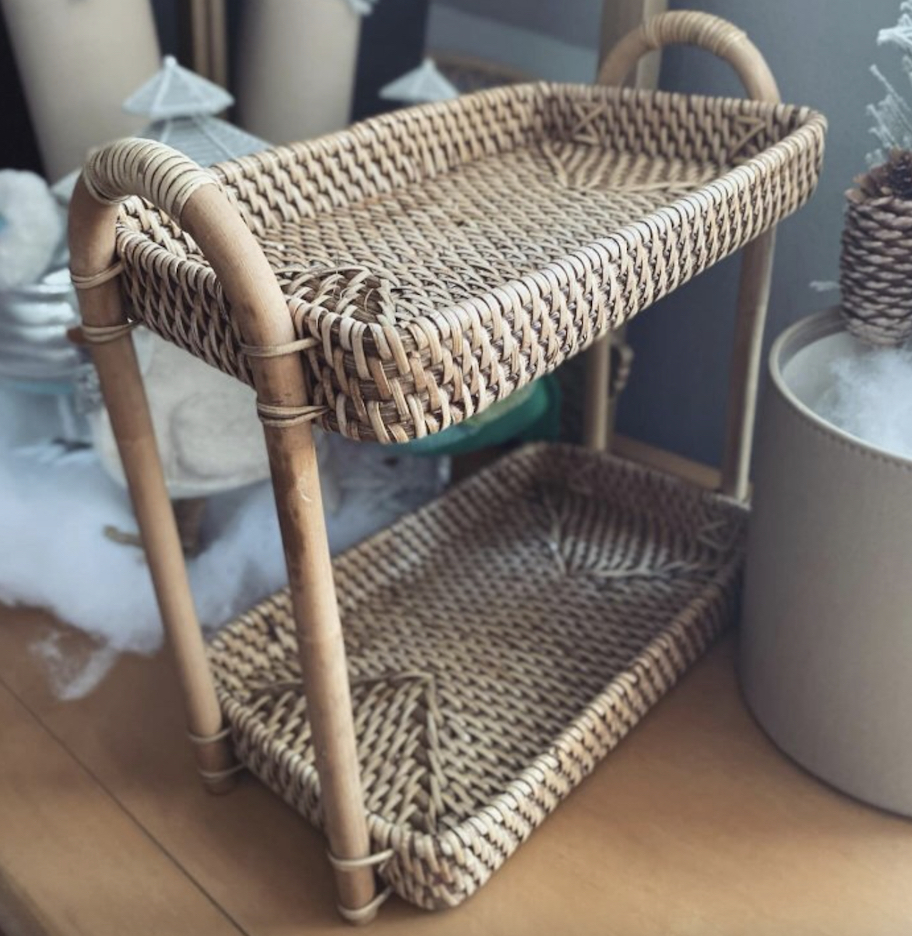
[1,600,910,936]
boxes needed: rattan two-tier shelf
[69,11,825,924]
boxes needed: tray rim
[115,81,826,371]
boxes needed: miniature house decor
[123,55,267,167]
[69,11,825,924]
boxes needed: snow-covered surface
[0,171,63,292]
[781,318,912,462]
[814,340,912,461]
[0,387,447,699]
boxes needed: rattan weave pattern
[208,444,748,909]
[113,83,825,442]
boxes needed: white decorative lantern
[379,58,459,105]
[125,56,267,167]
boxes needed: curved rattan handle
[598,10,780,103]
[82,138,220,222]
[71,138,296,357]
[590,11,781,501]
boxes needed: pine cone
[856,148,912,198]
[840,151,912,346]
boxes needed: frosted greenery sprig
[867,1,912,164]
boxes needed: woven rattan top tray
[113,83,825,442]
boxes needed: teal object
[403,375,560,456]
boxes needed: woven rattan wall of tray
[110,82,825,443]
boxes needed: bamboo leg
[178,185,377,921]
[71,153,377,922]
[719,231,776,501]
[583,334,613,451]
[263,420,377,921]
[70,179,235,793]
[89,328,236,793]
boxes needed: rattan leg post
[69,184,235,793]
[179,184,377,920]
[583,0,668,453]
[262,420,378,921]
[720,231,776,500]
[70,159,377,920]
[591,11,782,491]
[583,335,613,450]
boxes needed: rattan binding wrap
[840,192,912,346]
[209,444,747,910]
[111,82,825,442]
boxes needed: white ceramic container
[741,307,912,815]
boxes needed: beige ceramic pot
[740,307,912,816]
[235,0,361,144]
[0,0,159,180]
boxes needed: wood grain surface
[1,598,910,936]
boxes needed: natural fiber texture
[110,83,825,442]
[840,190,912,346]
[639,9,747,59]
[69,260,125,290]
[208,443,747,910]
[84,138,217,221]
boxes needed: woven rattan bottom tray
[208,443,747,909]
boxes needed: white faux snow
[0,171,63,291]
[815,342,912,460]
[0,387,447,699]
